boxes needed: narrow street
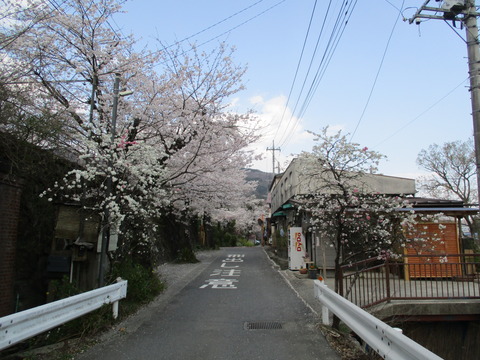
[76,247,340,360]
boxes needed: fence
[0,279,127,351]
[314,279,443,360]
[339,254,480,308]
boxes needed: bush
[237,238,253,247]
[110,259,165,305]
[25,277,115,350]
[48,275,81,300]
[174,247,199,264]
[211,220,240,248]
[224,233,237,247]
[22,260,165,355]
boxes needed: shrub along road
[75,247,340,360]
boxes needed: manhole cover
[244,321,283,330]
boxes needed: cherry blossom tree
[296,128,451,329]
[297,128,422,291]
[2,0,260,268]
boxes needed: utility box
[442,0,465,11]
[288,227,306,270]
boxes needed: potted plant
[308,265,317,279]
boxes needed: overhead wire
[353,0,474,143]
[382,0,404,13]
[277,0,358,149]
[42,0,277,71]
[276,0,334,143]
[272,0,321,140]
[275,0,339,147]
[296,0,358,123]
[122,0,288,70]
[191,0,287,50]
[349,0,405,141]
[292,0,355,143]
[372,77,469,150]
[162,0,267,51]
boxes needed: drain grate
[244,321,283,330]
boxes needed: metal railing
[339,254,480,308]
[314,280,443,360]
[0,279,127,351]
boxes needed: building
[267,157,477,273]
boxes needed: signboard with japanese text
[288,227,305,270]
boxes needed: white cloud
[246,95,315,173]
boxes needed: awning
[282,203,294,209]
[272,211,286,217]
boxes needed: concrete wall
[270,157,416,213]
[372,300,480,360]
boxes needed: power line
[295,0,358,123]
[273,0,321,141]
[350,0,405,141]
[275,0,331,144]
[167,0,287,53]
[372,77,469,149]
[162,0,267,50]
[276,0,342,147]
[277,0,357,149]
[382,0,404,13]
[134,0,288,70]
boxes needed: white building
[268,158,416,271]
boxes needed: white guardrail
[0,279,127,351]
[314,279,443,360]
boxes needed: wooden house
[402,198,478,279]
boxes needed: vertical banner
[288,227,305,270]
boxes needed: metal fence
[339,254,480,308]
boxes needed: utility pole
[409,0,480,206]
[98,73,120,287]
[267,141,281,174]
[98,73,132,287]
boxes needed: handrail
[0,279,127,351]
[314,280,443,360]
[340,253,480,308]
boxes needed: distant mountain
[244,168,274,200]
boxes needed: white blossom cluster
[3,0,262,258]
[296,127,446,268]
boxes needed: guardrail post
[112,301,119,319]
[112,277,124,319]
[314,279,331,325]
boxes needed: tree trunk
[332,229,343,330]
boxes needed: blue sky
[115,0,475,179]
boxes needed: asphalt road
[76,247,340,360]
